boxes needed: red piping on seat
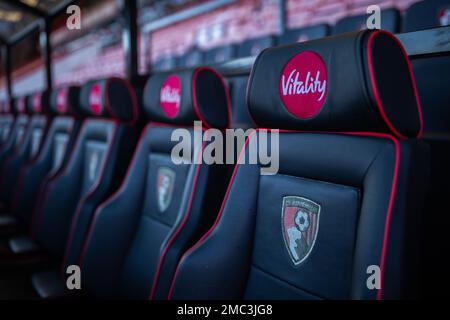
[167,129,256,299]
[167,130,399,301]
[60,119,120,278]
[149,129,208,300]
[77,123,152,268]
[367,30,423,139]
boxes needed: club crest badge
[157,167,176,212]
[281,196,321,266]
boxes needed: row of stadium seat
[0,0,448,300]
[154,0,450,70]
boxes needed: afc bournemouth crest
[157,167,176,212]
[281,196,321,266]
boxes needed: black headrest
[50,86,81,116]
[238,35,275,57]
[79,77,138,123]
[247,30,423,139]
[403,0,450,32]
[333,8,400,34]
[143,67,231,129]
[278,24,330,45]
[27,91,50,114]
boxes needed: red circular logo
[160,75,181,118]
[279,51,328,119]
[89,83,102,115]
[57,89,67,113]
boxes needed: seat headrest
[247,30,423,139]
[50,86,81,116]
[28,91,50,114]
[79,77,138,123]
[143,67,231,129]
[403,0,450,32]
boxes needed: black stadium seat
[238,35,276,57]
[153,56,178,71]
[0,91,50,210]
[333,8,400,34]
[402,0,450,297]
[77,67,231,299]
[168,30,429,300]
[24,78,139,298]
[278,24,330,45]
[8,86,83,239]
[403,0,450,31]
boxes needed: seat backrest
[0,96,30,178]
[238,35,276,57]
[278,24,330,45]
[31,77,139,264]
[169,30,429,300]
[153,56,178,71]
[333,8,400,34]
[0,91,50,205]
[0,99,13,145]
[78,67,231,299]
[12,86,83,225]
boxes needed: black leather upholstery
[0,91,50,206]
[168,30,430,300]
[11,86,82,228]
[29,77,139,266]
[403,0,450,31]
[248,31,422,138]
[78,66,231,299]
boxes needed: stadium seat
[27,77,139,298]
[179,50,204,68]
[153,56,178,71]
[278,24,330,45]
[333,8,401,34]
[403,0,450,298]
[168,30,429,300]
[6,86,83,243]
[238,35,276,57]
[0,92,50,210]
[77,67,231,299]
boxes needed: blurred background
[0,0,441,99]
